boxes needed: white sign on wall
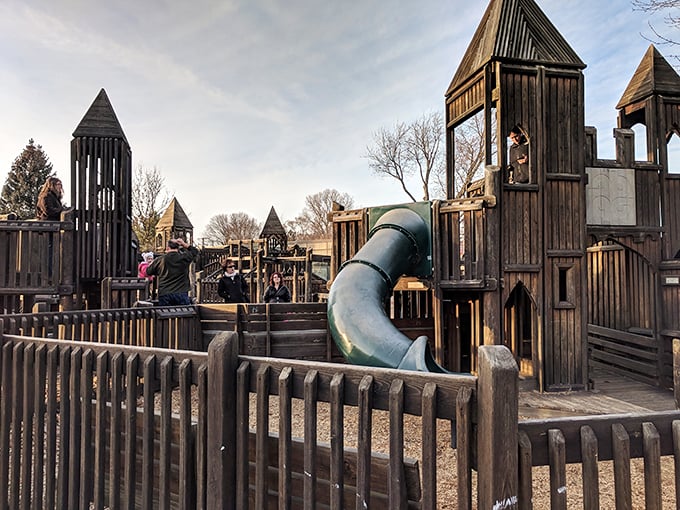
[585,167,636,226]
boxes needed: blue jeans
[158,293,191,306]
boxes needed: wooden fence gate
[587,240,661,384]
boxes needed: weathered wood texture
[0,306,202,351]
[100,276,149,309]
[0,213,75,312]
[0,331,535,510]
[70,135,135,283]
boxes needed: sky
[0,0,675,239]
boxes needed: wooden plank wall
[666,176,680,258]
[71,136,134,282]
[0,335,207,510]
[330,209,367,282]
[587,242,656,332]
[0,306,202,351]
[0,215,75,312]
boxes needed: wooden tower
[444,0,588,390]
[71,89,136,306]
[616,44,680,261]
[155,197,194,251]
[259,206,288,255]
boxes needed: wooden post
[256,249,264,303]
[483,165,502,345]
[477,345,518,509]
[674,338,680,409]
[207,331,239,510]
[305,249,312,302]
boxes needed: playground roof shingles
[447,0,584,96]
[72,88,129,143]
[616,44,680,109]
[156,197,193,230]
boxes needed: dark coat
[263,284,291,303]
[36,190,63,220]
[218,273,250,303]
[508,141,529,183]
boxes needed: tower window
[556,264,575,309]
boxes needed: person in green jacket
[146,238,198,306]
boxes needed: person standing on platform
[263,271,291,303]
[36,176,65,220]
[146,238,198,306]
[218,258,250,303]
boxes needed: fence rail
[0,330,531,509]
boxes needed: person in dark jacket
[146,238,198,306]
[217,259,250,303]
[36,176,65,220]
[263,271,291,303]
[507,126,529,184]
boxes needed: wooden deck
[519,368,677,419]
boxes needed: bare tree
[366,112,443,201]
[632,1,680,62]
[287,189,355,240]
[451,111,492,198]
[203,212,261,245]
[366,111,488,201]
[132,165,169,251]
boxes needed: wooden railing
[0,306,201,351]
[0,211,75,312]
[330,197,496,289]
[0,330,525,509]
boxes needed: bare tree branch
[132,165,169,251]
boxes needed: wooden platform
[519,368,677,419]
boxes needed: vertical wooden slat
[109,352,124,510]
[388,378,406,509]
[56,347,71,510]
[68,348,83,510]
[518,431,533,510]
[278,366,293,510]
[0,342,12,510]
[674,420,680,507]
[456,386,472,510]
[32,344,47,510]
[197,363,208,510]
[329,373,345,510]
[548,429,567,510]
[79,349,95,510]
[20,344,35,510]
[421,382,438,510]
[44,346,59,510]
[255,365,271,510]
[580,425,599,510]
[159,356,173,510]
[93,351,108,510]
[303,370,318,510]
[179,358,193,510]
[124,354,139,510]
[642,422,662,510]
[207,332,239,510]
[236,362,251,510]
[141,355,156,510]
[611,423,632,510]
[356,375,374,509]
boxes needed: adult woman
[263,271,291,303]
[217,259,250,303]
[36,176,65,220]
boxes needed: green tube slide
[327,207,447,372]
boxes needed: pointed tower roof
[616,45,680,109]
[447,0,584,95]
[72,88,128,143]
[259,206,286,238]
[156,198,193,230]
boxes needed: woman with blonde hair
[36,176,64,220]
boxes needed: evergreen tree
[0,139,55,219]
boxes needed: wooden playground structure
[1,0,680,507]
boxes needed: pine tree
[0,139,55,219]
